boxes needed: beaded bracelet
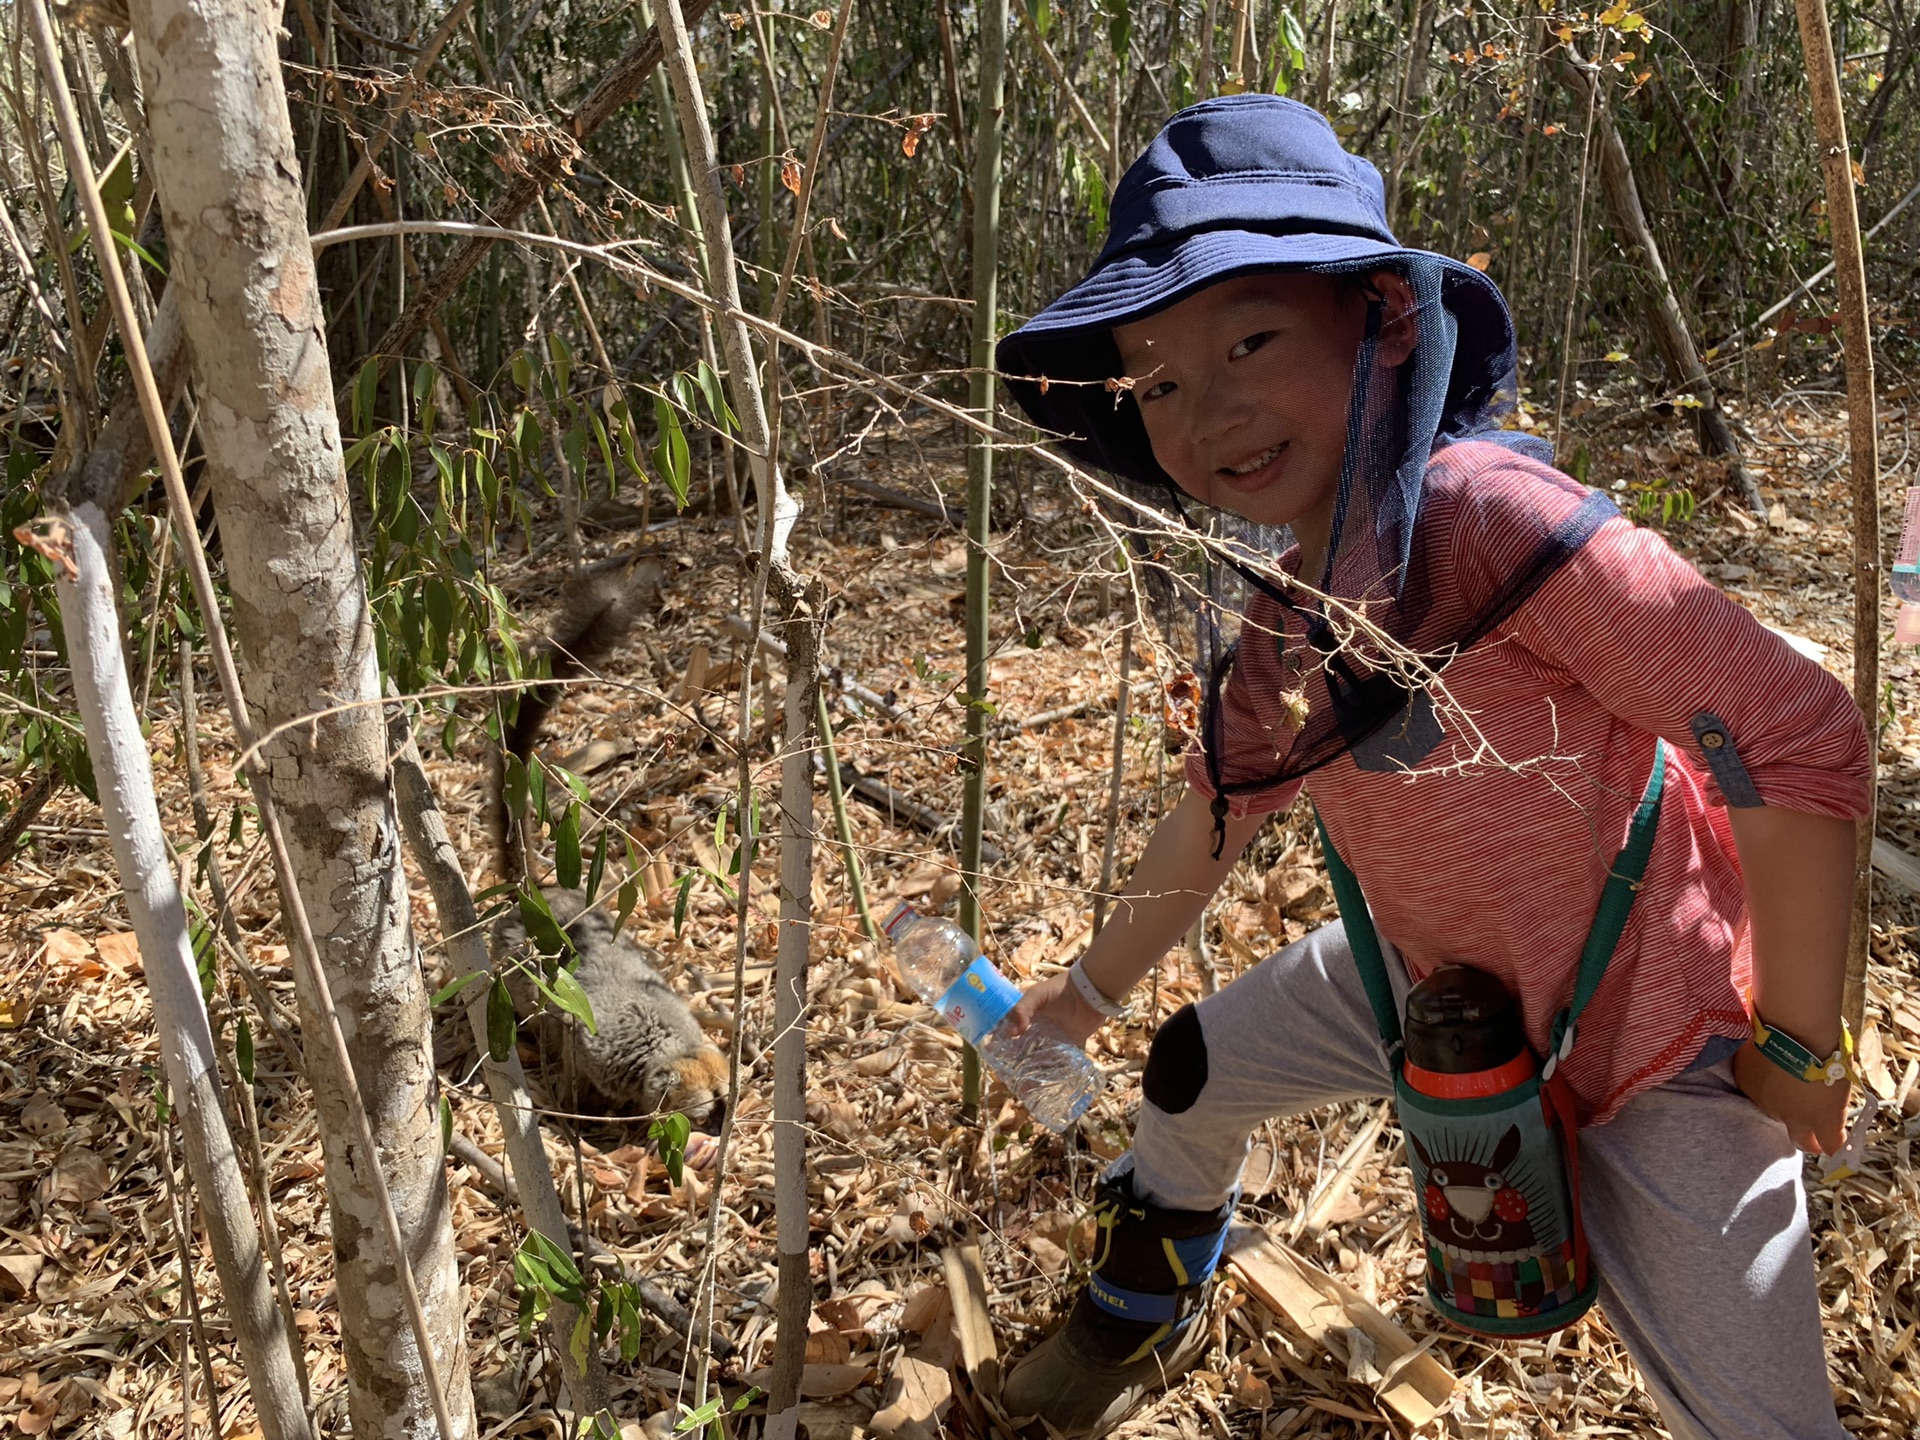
[1751,1013,1854,1087]
[1067,958,1129,1021]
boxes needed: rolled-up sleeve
[1183,596,1308,819]
[1500,513,1871,820]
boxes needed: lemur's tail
[491,561,660,884]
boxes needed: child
[993,96,1869,1440]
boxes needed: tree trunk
[123,0,477,1434]
[1553,44,1765,515]
[387,717,609,1417]
[32,502,314,1440]
[1791,0,1880,1037]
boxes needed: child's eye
[1140,380,1176,401]
[1229,332,1274,360]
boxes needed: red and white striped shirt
[1187,441,1872,1124]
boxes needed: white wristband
[1067,958,1129,1020]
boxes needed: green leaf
[548,331,574,396]
[431,969,489,1007]
[614,403,647,485]
[554,801,582,889]
[511,350,536,394]
[517,887,574,959]
[672,872,695,936]
[439,1094,453,1154]
[414,361,439,434]
[1280,4,1306,68]
[353,358,381,435]
[517,1285,540,1340]
[692,360,738,431]
[529,755,549,825]
[585,828,609,904]
[476,449,500,513]
[589,409,616,489]
[502,752,529,827]
[235,1015,255,1085]
[555,765,592,805]
[617,873,641,936]
[541,964,598,1033]
[618,1289,643,1362]
[651,395,691,510]
[674,1398,724,1435]
[564,421,588,492]
[650,1111,691,1185]
[487,975,516,1062]
[571,1309,592,1370]
[113,231,167,275]
[522,1230,587,1297]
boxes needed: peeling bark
[123,0,476,1434]
[43,502,313,1440]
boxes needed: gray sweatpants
[1127,921,1843,1440]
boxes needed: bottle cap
[1403,965,1528,1075]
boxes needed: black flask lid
[1403,965,1527,1073]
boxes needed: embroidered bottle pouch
[1315,741,1667,1338]
[1391,1048,1592,1335]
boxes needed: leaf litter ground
[3,388,1919,1440]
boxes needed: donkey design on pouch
[1408,1123,1580,1321]
[1411,1125,1535,1256]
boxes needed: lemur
[489,563,729,1129]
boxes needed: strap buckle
[1541,1013,1578,1082]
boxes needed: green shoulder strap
[1315,740,1668,1072]
[1315,810,1404,1056]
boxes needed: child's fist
[1733,1042,1850,1154]
[1004,971,1105,1047]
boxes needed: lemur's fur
[491,565,729,1128]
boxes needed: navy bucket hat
[997,94,1524,495]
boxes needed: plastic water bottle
[882,902,1100,1131]
[1894,487,1920,644]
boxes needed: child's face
[1113,270,1415,567]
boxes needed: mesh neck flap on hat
[997,97,1616,802]
[1175,256,1616,824]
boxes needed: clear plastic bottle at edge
[883,902,1101,1131]
[1895,486,1920,643]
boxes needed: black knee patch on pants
[1143,1003,1208,1115]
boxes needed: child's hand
[1733,1042,1850,1154]
[1004,972,1105,1048]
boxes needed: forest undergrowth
[5,378,1920,1440]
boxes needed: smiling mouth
[1217,443,1288,487]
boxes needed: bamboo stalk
[956,0,1008,1124]
[1015,0,1114,181]
[1092,622,1134,936]
[650,7,820,1436]
[1792,0,1881,1037]
[366,0,715,375]
[315,0,477,233]
[817,690,879,944]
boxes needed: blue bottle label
[934,956,1021,1047]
